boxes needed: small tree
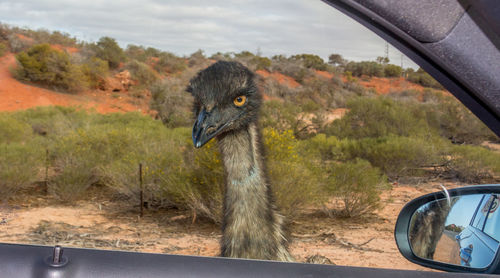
[376,56,390,65]
[328,53,345,66]
[93,37,125,69]
[290,54,328,71]
[384,64,403,77]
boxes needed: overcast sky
[0,0,418,68]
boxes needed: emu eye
[233,95,247,107]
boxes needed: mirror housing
[395,185,500,273]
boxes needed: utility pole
[385,42,389,61]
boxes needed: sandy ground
[0,181,465,271]
[433,230,461,265]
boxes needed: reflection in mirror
[409,194,500,269]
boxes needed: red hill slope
[0,53,147,113]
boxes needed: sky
[0,0,418,68]
[445,194,484,228]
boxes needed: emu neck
[218,123,261,183]
[217,123,273,259]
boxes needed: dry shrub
[150,79,193,128]
[446,145,500,183]
[325,159,389,218]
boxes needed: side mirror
[395,185,500,273]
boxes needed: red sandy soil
[256,69,301,89]
[359,76,427,95]
[315,70,334,79]
[0,53,149,114]
[314,70,451,99]
[50,44,79,53]
[0,181,463,270]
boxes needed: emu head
[188,61,261,148]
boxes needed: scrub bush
[446,145,500,183]
[92,37,125,69]
[326,97,431,139]
[325,159,389,217]
[149,78,193,128]
[0,42,7,57]
[126,60,159,87]
[81,57,109,89]
[15,44,87,93]
[340,135,444,179]
[0,142,43,202]
[154,52,186,73]
[263,128,323,218]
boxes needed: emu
[188,61,293,261]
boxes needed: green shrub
[0,42,7,57]
[231,51,272,71]
[188,50,208,67]
[290,54,328,71]
[407,68,443,89]
[260,100,302,133]
[92,37,125,69]
[183,139,225,222]
[154,52,186,73]
[340,135,444,178]
[101,127,196,210]
[24,29,77,47]
[328,53,345,67]
[126,60,159,87]
[250,56,272,70]
[299,133,342,161]
[0,142,43,201]
[326,97,431,139]
[48,152,97,202]
[446,145,500,183]
[125,44,147,62]
[384,64,403,77]
[422,96,497,144]
[270,55,314,83]
[44,114,149,201]
[11,106,89,138]
[0,114,32,143]
[325,159,388,217]
[263,128,323,217]
[81,57,109,89]
[15,44,87,93]
[345,61,384,77]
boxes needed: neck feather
[217,123,274,259]
[216,123,292,261]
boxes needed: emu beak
[192,108,224,148]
